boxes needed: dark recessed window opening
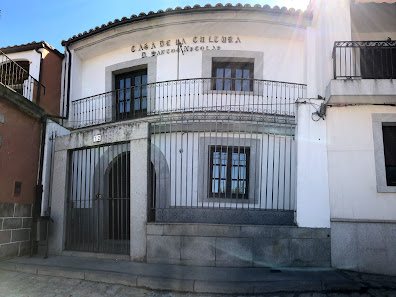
[209,146,249,199]
[360,48,396,79]
[212,61,254,91]
[14,181,22,195]
[115,69,147,120]
[382,125,396,186]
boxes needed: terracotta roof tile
[0,41,64,58]
[61,3,312,46]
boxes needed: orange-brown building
[0,42,64,260]
[1,42,64,115]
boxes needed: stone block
[0,231,11,244]
[0,242,19,260]
[271,226,298,238]
[85,271,137,287]
[194,281,254,294]
[14,204,32,217]
[253,238,291,267]
[254,280,322,293]
[22,218,33,229]
[147,235,180,259]
[356,223,389,274]
[197,224,240,237]
[11,229,30,242]
[290,238,331,265]
[163,224,200,236]
[312,228,331,239]
[3,218,22,229]
[0,262,16,271]
[146,224,163,235]
[215,259,252,267]
[147,257,182,265]
[239,225,273,238]
[38,266,85,280]
[15,264,37,274]
[129,133,149,261]
[331,222,358,270]
[19,241,31,256]
[215,237,253,264]
[0,203,14,217]
[137,276,194,292]
[181,236,215,261]
[179,259,216,266]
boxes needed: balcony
[0,49,43,102]
[71,78,306,129]
[327,40,396,104]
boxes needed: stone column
[130,122,150,261]
[48,148,69,255]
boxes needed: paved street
[1,269,396,297]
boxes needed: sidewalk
[0,256,395,295]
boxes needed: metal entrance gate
[65,143,130,255]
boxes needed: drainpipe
[35,47,43,105]
[33,44,72,219]
[64,43,72,119]
[34,114,48,220]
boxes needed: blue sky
[0,0,310,52]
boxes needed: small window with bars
[212,61,254,91]
[382,124,396,186]
[209,146,249,199]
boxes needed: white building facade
[46,0,396,274]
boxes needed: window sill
[208,90,254,95]
[377,185,396,193]
[200,197,255,204]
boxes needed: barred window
[209,146,249,199]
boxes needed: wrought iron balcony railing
[333,40,396,79]
[0,49,44,102]
[71,78,306,128]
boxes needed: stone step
[0,255,365,294]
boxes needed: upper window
[115,69,147,120]
[209,146,249,199]
[212,61,254,91]
[382,125,396,186]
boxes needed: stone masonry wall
[147,223,331,268]
[0,203,32,260]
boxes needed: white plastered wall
[295,99,330,228]
[327,106,396,221]
[3,50,41,81]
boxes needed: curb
[0,262,365,294]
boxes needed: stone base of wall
[0,203,32,260]
[147,223,331,268]
[331,221,396,276]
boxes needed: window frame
[201,50,264,96]
[114,69,148,120]
[209,145,250,199]
[372,114,396,192]
[211,61,254,92]
[198,137,260,203]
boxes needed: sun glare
[270,0,311,10]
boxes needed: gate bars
[150,113,296,225]
[66,142,130,255]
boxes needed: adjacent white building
[45,0,396,275]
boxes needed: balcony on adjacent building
[326,40,396,105]
[0,49,44,103]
